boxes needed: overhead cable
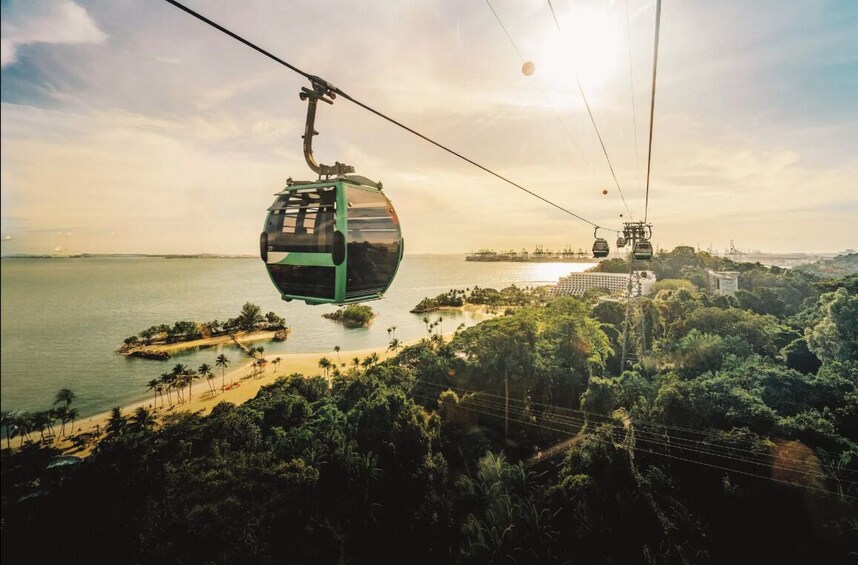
[163,0,619,233]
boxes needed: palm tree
[437,316,443,335]
[147,378,160,406]
[54,405,70,436]
[159,372,175,407]
[422,316,431,335]
[351,357,361,369]
[334,345,342,365]
[54,388,76,408]
[106,407,127,437]
[391,326,397,339]
[198,363,215,393]
[32,411,50,442]
[15,412,34,446]
[130,407,156,430]
[272,357,282,374]
[170,364,185,403]
[318,357,332,378]
[1,412,14,448]
[67,408,79,435]
[387,338,401,353]
[216,353,231,390]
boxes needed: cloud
[1,0,106,68]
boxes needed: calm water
[1,255,594,417]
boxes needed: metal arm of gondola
[300,78,355,178]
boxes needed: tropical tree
[54,387,76,408]
[216,353,231,390]
[130,407,156,431]
[198,363,215,393]
[67,408,79,435]
[236,302,264,332]
[105,407,127,437]
[14,412,33,446]
[171,364,190,403]
[452,315,538,438]
[1,411,14,448]
[334,345,342,365]
[159,372,175,406]
[272,357,282,374]
[54,405,70,436]
[31,411,51,442]
[318,357,332,378]
[147,378,160,407]
[387,338,401,353]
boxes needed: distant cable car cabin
[633,239,653,261]
[260,80,404,305]
[616,235,626,248]
[592,227,610,258]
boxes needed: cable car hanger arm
[300,79,354,178]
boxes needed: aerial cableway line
[162,0,618,233]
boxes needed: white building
[552,270,656,297]
[706,269,740,296]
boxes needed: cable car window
[268,264,336,300]
[266,186,336,253]
[345,186,401,297]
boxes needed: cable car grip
[299,79,354,179]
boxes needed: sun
[533,3,621,99]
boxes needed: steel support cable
[484,0,590,167]
[546,0,635,221]
[412,379,858,477]
[409,389,855,500]
[410,383,858,482]
[163,0,620,233]
[644,0,662,223]
[624,0,643,189]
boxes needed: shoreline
[120,329,283,356]
[54,337,437,456]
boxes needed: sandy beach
[121,329,283,356]
[63,340,412,455]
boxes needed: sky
[1,0,857,256]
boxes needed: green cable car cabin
[260,176,403,305]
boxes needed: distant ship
[465,245,596,263]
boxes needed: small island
[322,304,376,328]
[411,285,549,313]
[117,302,289,359]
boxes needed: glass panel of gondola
[266,186,338,300]
[345,185,401,298]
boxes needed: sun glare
[535,4,620,101]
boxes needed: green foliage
[323,304,376,328]
[805,288,858,364]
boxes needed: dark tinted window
[345,186,401,297]
[269,264,335,300]
[266,186,337,253]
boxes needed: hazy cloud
[1,0,106,68]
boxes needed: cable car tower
[619,221,654,370]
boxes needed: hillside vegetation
[2,247,856,564]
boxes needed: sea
[0,255,595,418]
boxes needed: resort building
[552,270,657,297]
[706,269,740,296]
